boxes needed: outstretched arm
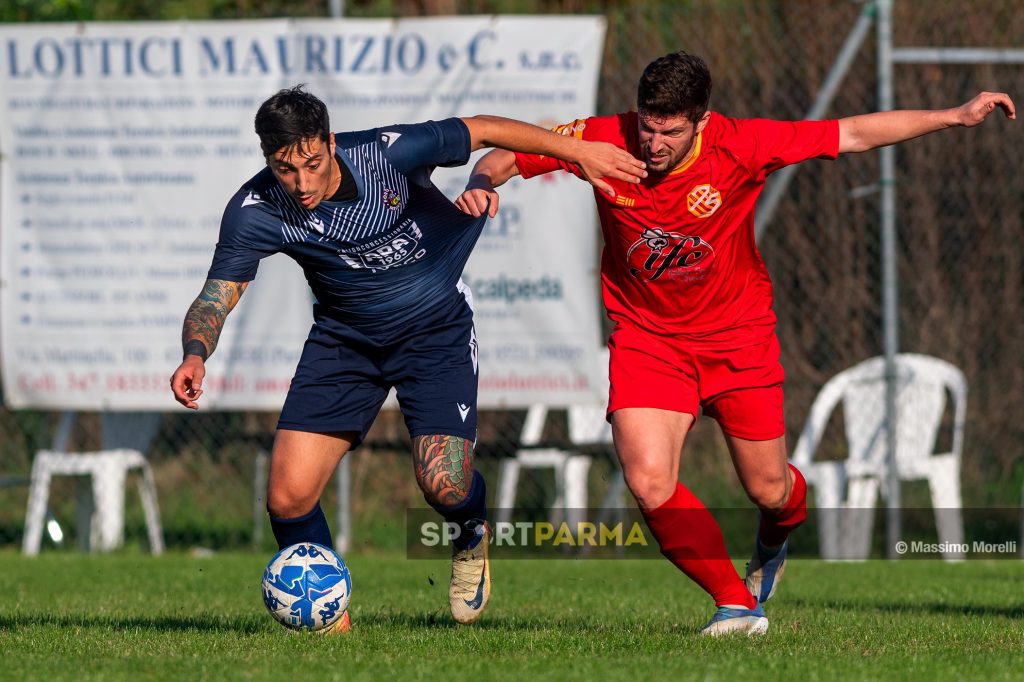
[460,115,644,198]
[169,279,248,409]
[838,91,1015,153]
[454,149,520,218]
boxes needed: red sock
[641,482,755,609]
[758,464,807,548]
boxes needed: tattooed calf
[412,434,473,506]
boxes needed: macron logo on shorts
[457,403,471,422]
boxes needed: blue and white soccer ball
[261,542,352,632]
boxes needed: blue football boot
[745,537,789,603]
[700,603,769,636]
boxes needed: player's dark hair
[254,84,330,157]
[637,51,712,123]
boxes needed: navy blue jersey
[208,118,485,343]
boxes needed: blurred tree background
[3,0,629,22]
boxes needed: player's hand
[170,355,206,410]
[956,91,1016,126]
[572,140,646,197]
[456,173,500,218]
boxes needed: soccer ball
[261,542,352,632]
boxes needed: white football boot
[449,521,491,624]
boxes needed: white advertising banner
[0,17,608,410]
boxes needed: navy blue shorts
[277,297,478,446]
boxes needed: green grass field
[1,550,1022,681]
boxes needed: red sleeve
[723,117,840,181]
[513,118,590,180]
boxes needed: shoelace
[451,546,484,594]
[451,570,481,594]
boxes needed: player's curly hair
[637,51,712,123]
[254,84,331,157]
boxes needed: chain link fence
[1,0,1021,553]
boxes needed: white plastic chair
[496,405,594,530]
[791,354,966,560]
[567,404,628,512]
[23,449,165,555]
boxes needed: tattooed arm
[169,279,248,409]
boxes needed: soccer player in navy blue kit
[169,86,646,631]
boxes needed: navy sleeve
[376,118,472,186]
[206,187,283,281]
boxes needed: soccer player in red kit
[457,51,1015,635]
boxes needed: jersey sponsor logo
[379,131,402,148]
[337,219,426,271]
[457,402,472,422]
[687,183,723,218]
[627,227,715,282]
[382,188,402,210]
[242,190,264,207]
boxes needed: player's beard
[643,152,675,176]
[642,131,698,177]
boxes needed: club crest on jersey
[627,228,715,282]
[382,188,402,210]
[687,183,723,218]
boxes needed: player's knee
[266,486,318,519]
[623,469,676,510]
[412,434,473,507]
[416,475,469,507]
[745,475,789,512]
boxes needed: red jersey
[514,112,839,343]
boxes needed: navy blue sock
[429,471,488,549]
[269,502,333,550]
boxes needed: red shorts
[607,324,785,441]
